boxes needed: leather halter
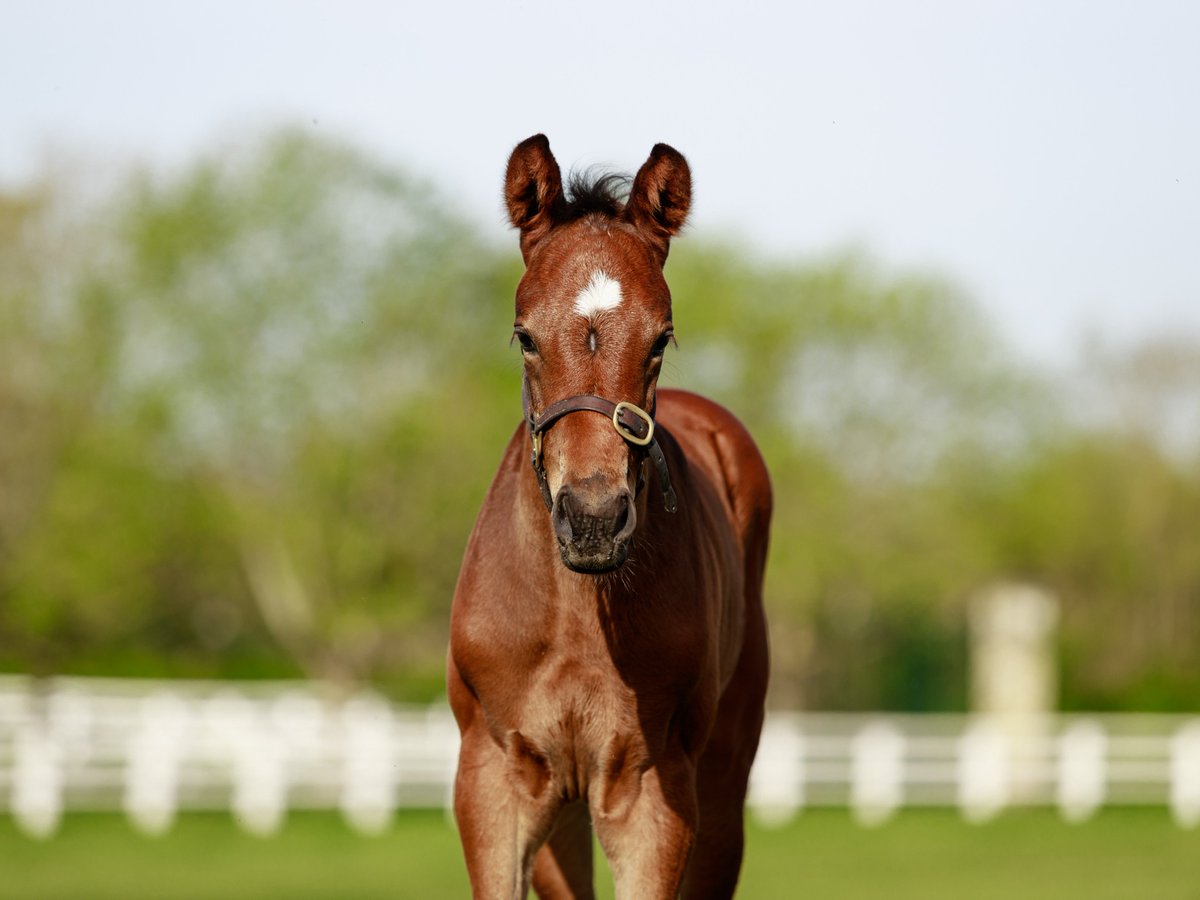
[522,378,678,515]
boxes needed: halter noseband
[522,379,678,515]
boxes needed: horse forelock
[562,169,631,221]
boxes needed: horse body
[448,136,771,900]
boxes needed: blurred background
[2,1,1199,897]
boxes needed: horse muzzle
[551,483,636,573]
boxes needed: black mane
[562,168,630,220]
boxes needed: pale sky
[3,0,1198,363]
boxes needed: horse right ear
[505,134,564,263]
[625,143,691,265]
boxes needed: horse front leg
[454,722,560,900]
[592,756,698,900]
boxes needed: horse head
[504,134,691,573]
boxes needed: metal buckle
[612,401,655,447]
[530,430,543,467]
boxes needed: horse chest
[506,653,655,806]
[484,616,674,730]
[467,607,696,800]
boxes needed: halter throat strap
[521,379,678,515]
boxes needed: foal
[448,135,771,899]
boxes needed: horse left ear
[625,143,691,264]
[505,134,565,263]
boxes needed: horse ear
[504,134,564,262]
[625,143,691,263]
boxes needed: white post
[1170,719,1200,829]
[211,694,287,836]
[340,695,396,835]
[957,719,1010,823]
[969,583,1059,802]
[851,720,904,826]
[123,691,189,835]
[11,724,62,839]
[1056,719,1107,822]
[748,715,805,827]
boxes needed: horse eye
[514,330,538,356]
[650,331,673,359]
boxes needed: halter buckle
[612,401,655,447]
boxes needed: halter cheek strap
[521,378,678,515]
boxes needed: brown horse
[448,135,771,899]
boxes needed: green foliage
[0,131,516,691]
[1,129,1197,709]
[985,435,1200,709]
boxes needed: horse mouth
[557,539,630,574]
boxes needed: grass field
[2,808,1198,899]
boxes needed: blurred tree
[0,132,519,689]
[980,351,1200,710]
[1073,333,1200,460]
[0,175,131,673]
[113,131,529,687]
[1,130,1197,710]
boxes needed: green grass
[1,808,1197,899]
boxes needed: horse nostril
[611,495,630,538]
[611,492,636,542]
[552,488,575,544]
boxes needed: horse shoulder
[656,388,773,543]
[449,426,557,715]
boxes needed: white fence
[2,675,1198,838]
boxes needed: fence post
[1057,719,1107,822]
[11,723,62,839]
[1170,719,1200,828]
[340,694,396,835]
[124,691,189,835]
[211,693,287,836]
[957,719,1009,823]
[969,583,1059,803]
[851,720,904,826]
[748,715,805,827]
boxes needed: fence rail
[2,675,1198,838]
